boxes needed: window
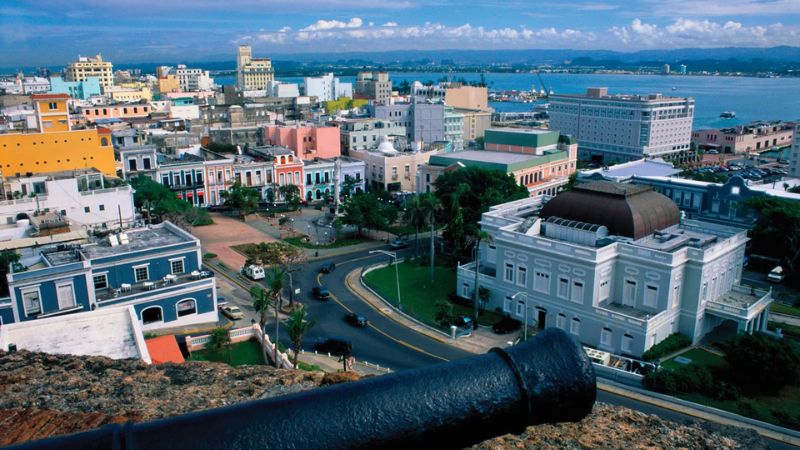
[516,300,525,317]
[516,266,527,287]
[701,282,708,302]
[99,204,105,211]
[600,328,612,347]
[644,284,658,308]
[623,280,637,306]
[621,334,633,353]
[22,289,42,316]
[462,283,469,298]
[503,296,512,313]
[56,282,76,310]
[570,318,581,335]
[84,206,90,213]
[571,280,584,304]
[557,276,569,299]
[128,159,138,171]
[504,262,514,283]
[48,102,57,110]
[143,158,151,170]
[599,279,610,301]
[177,299,197,317]
[534,270,550,294]
[170,258,185,275]
[556,313,566,330]
[141,306,163,324]
[134,265,149,282]
[93,273,108,290]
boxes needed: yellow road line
[316,273,449,362]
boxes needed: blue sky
[2,0,800,66]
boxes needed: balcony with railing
[95,270,214,304]
[706,284,772,320]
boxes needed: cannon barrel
[12,328,595,450]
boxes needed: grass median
[188,339,264,366]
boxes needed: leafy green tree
[206,142,238,153]
[434,297,455,328]
[434,166,528,260]
[722,332,800,395]
[278,184,301,210]
[342,175,359,199]
[245,242,306,306]
[220,182,261,217]
[0,250,21,296]
[419,193,440,282]
[745,197,800,282]
[285,305,315,368]
[207,327,232,364]
[404,195,428,257]
[130,176,211,229]
[341,193,395,237]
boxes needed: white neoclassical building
[458,182,772,358]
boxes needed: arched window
[176,299,197,317]
[100,137,109,146]
[141,306,163,324]
[280,156,286,165]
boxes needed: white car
[220,304,244,320]
[241,264,265,280]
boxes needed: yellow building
[105,85,153,102]
[65,54,114,88]
[158,75,181,94]
[0,94,117,177]
[236,45,274,91]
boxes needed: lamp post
[370,250,400,311]
[511,291,529,341]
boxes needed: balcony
[457,261,497,283]
[167,181,205,190]
[705,284,772,320]
[95,270,214,303]
[595,300,666,328]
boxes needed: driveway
[193,214,277,269]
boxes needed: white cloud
[383,21,398,27]
[301,17,363,31]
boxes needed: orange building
[0,94,117,177]
[263,124,340,161]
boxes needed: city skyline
[2,0,800,65]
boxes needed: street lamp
[511,291,529,341]
[370,250,401,311]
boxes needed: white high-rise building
[65,54,113,88]
[236,45,274,92]
[304,73,353,102]
[174,65,214,92]
[549,87,694,163]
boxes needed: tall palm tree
[266,267,286,368]
[404,195,428,258]
[250,285,271,331]
[284,306,315,368]
[420,193,439,282]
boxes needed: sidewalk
[297,351,393,376]
[345,267,516,355]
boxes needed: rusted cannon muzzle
[11,328,595,450]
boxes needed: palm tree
[266,267,285,368]
[420,193,439,282]
[404,195,428,258]
[284,305,315,368]
[250,285,271,331]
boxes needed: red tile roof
[145,335,185,364]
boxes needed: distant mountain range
[7,46,800,75]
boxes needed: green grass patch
[297,361,323,372]
[188,339,264,366]
[771,302,800,317]
[769,320,800,339]
[284,235,369,249]
[363,260,503,329]
[679,387,800,428]
[661,348,726,371]
[202,252,217,260]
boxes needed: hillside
[0,350,768,449]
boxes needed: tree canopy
[341,193,397,236]
[433,166,528,259]
[745,196,800,282]
[722,332,800,395]
[220,182,261,216]
[130,176,211,228]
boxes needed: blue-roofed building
[1,222,218,331]
[49,76,102,100]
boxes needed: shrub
[642,333,692,361]
[643,365,713,395]
[203,253,217,260]
[723,332,800,395]
[771,409,800,429]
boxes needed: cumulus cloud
[609,18,798,49]
[301,17,363,31]
[382,21,398,27]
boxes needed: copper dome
[540,182,680,240]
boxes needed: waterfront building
[445,86,490,111]
[457,182,771,358]
[304,73,353,102]
[348,136,438,192]
[336,118,407,154]
[444,107,464,151]
[174,65,214,92]
[236,45,274,92]
[355,72,392,105]
[49,76,102,100]
[263,123,341,161]
[548,87,694,163]
[65,54,114,88]
[0,222,219,332]
[691,121,794,154]
[0,94,117,176]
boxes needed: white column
[762,309,769,331]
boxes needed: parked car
[313,337,352,356]
[220,304,244,320]
[492,317,522,334]
[344,312,368,328]
[320,262,336,274]
[389,237,410,250]
[312,285,331,300]
[241,264,265,280]
[453,314,474,330]
[767,266,785,283]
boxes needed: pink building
[263,124,340,161]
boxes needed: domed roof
[377,135,398,156]
[540,182,680,240]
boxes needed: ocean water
[215,72,800,129]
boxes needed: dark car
[453,314,474,330]
[389,237,409,250]
[320,262,336,274]
[344,312,368,328]
[313,337,352,356]
[312,285,330,300]
[493,317,522,334]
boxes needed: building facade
[458,183,771,358]
[370,99,445,144]
[692,121,794,154]
[337,118,407,154]
[263,124,341,161]
[549,87,694,163]
[236,46,274,92]
[304,73,353,102]
[65,54,114,88]
[348,137,438,192]
[174,65,214,92]
[444,106,464,151]
[355,72,392,105]
[49,77,102,100]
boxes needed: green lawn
[769,320,800,340]
[363,261,505,329]
[660,348,725,371]
[188,339,264,367]
[771,302,800,318]
[680,387,800,429]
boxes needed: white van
[767,266,785,283]
[242,264,265,280]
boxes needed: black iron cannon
[11,328,595,450]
